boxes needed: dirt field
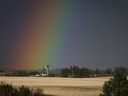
[0,76,111,96]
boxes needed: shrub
[32,88,43,96]
[18,86,31,96]
[100,67,128,96]
[0,82,44,96]
[0,82,14,96]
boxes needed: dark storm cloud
[0,0,128,69]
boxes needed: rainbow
[8,1,77,70]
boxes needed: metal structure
[35,64,54,77]
[40,64,53,76]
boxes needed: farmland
[0,76,111,96]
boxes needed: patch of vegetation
[100,67,128,96]
[0,82,44,96]
[61,65,90,78]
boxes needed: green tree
[100,67,128,96]
[79,68,90,78]
[61,68,70,77]
[104,68,112,75]
[114,67,127,75]
[70,66,80,78]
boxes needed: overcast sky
[0,0,128,70]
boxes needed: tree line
[0,66,127,78]
[61,66,128,78]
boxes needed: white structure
[40,64,53,76]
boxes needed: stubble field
[0,76,111,96]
